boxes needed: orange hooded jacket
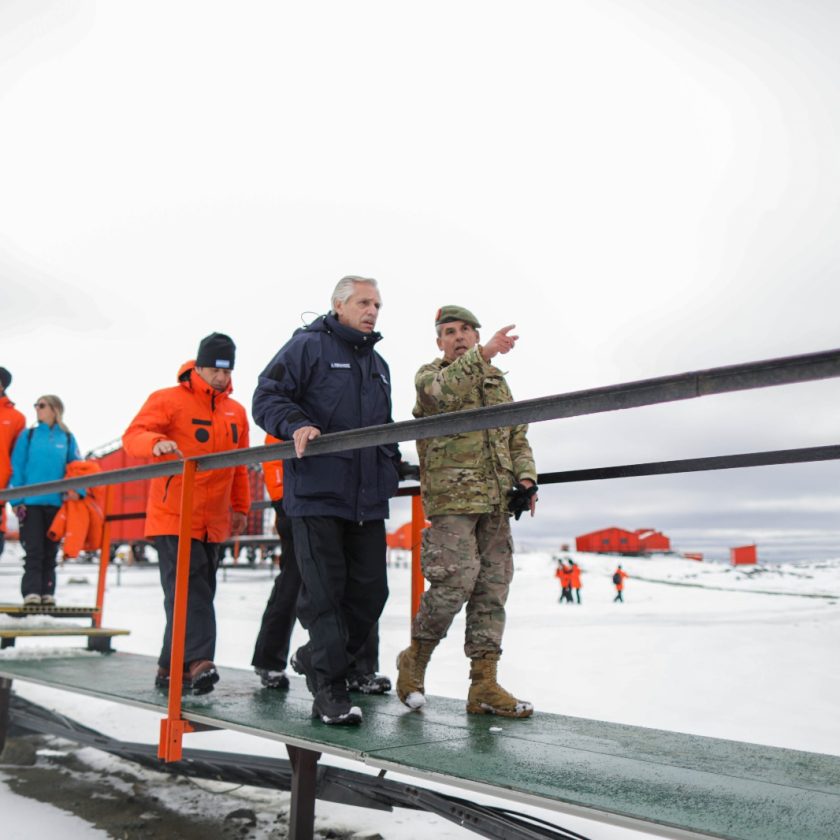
[570,564,582,589]
[122,361,250,542]
[0,395,26,532]
[48,460,106,558]
[555,564,572,587]
[614,568,628,591]
[262,434,284,502]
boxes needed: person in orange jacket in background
[0,367,26,559]
[555,556,573,603]
[613,564,628,602]
[569,559,582,604]
[252,435,392,695]
[123,333,250,694]
[47,460,106,559]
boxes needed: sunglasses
[34,402,49,409]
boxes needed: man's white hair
[330,275,379,310]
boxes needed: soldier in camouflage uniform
[396,305,538,718]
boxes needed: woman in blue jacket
[9,395,81,606]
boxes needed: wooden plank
[0,652,837,840]
[0,605,100,618]
[0,628,129,638]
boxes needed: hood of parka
[175,359,235,401]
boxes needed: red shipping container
[89,442,150,543]
[730,544,757,565]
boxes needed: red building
[730,544,757,565]
[576,526,671,555]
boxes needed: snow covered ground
[1,542,839,839]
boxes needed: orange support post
[158,459,197,762]
[93,484,115,629]
[410,493,425,621]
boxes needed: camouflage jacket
[413,345,537,516]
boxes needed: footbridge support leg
[0,677,11,755]
[286,744,321,840]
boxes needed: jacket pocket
[377,444,399,499]
[292,450,354,501]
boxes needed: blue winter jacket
[9,422,81,506]
[252,314,400,521]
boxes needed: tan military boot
[467,657,533,718]
[396,639,437,710]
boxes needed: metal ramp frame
[1,651,838,840]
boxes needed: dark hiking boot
[255,667,290,690]
[186,660,220,695]
[154,666,190,692]
[312,681,362,726]
[291,645,317,695]
[347,671,392,695]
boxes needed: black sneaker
[255,667,290,691]
[154,666,190,693]
[290,645,317,694]
[312,681,362,726]
[347,672,392,695]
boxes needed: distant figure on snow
[555,556,573,603]
[569,559,582,604]
[613,565,628,602]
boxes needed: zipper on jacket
[161,475,174,503]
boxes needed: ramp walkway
[1,651,839,840]
[0,604,130,651]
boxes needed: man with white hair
[252,276,402,725]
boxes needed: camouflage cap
[434,305,481,329]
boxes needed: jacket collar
[176,360,232,403]
[322,313,382,351]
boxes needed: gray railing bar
[538,444,840,484]
[4,346,840,502]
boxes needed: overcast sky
[2,1,839,560]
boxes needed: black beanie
[0,367,11,390]
[196,333,236,370]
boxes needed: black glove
[507,483,538,520]
[397,461,420,481]
[14,504,27,524]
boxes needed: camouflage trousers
[412,510,514,659]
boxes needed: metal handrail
[3,345,840,502]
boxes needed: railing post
[93,485,115,629]
[158,459,197,762]
[410,493,425,622]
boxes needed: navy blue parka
[252,314,400,521]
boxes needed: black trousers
[252,502,299,671]
[155,536,220,669]
[291,516,388,688]
[20,505,60,598]
[252,505,384,674]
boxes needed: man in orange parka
[569,559,582,604]
[123,333,250,694]
[0,367,26,558]
[613,565,628,603]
